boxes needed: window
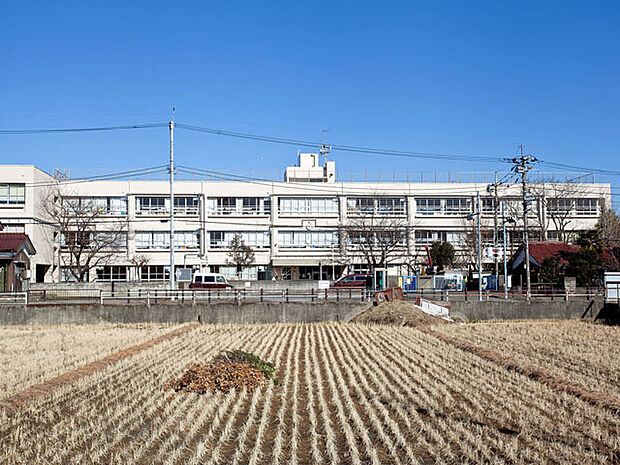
[482,198,496,215]
[209,231,270,248]
[415,230,451,244]
[347,198,375,214]
[96,266,128,282]
[347,230,406,247]
[278,230,338,248]
[279,197,338,215]
[575,198,598,216]
[136,197,167,215]
[174,197,200,215]
[0,183,25,206]
[207,197,271,215]
[347,197,406,215]
[140,265,168,281]
[378,198,406,215]
[60,267,81,282]
[547,198,574,215]
[62,197,128,215]
[135,231,199,249]
[1,223,25,233]
[444,198,471,215]
[416,198,441,215]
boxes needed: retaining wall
[448,298,604,321]
[0,302,369,326]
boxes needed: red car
[331,274,372,289]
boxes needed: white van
[189,273,232,289]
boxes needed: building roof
[512,241,578,269]
[528,241,579,266]
[0,233,37,256]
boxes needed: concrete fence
[448,298,605,321]
[0,302,370,326]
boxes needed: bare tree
[341,210,409,271]
[530,183,597,242]
[42,189,127,282]
[129,254,150,281]
[226,233,255,279]
[597,202,620,245]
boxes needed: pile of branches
[166,350,277,394]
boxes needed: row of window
[135,231,200,249]
[52,195,602,218]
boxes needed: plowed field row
[437,320,620,398]
[1,323,619,464]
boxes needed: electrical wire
[0,123,168,135]
[175,165,619,197]
[21,166,170,188]
[175,123,506,163]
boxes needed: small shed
[0,233,37,292]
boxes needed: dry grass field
[436,320,620,398]
[1,322,619,464]
[0,323,177,397]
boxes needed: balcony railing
[136,206,199,215]
[208,207,269,216]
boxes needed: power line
[0,123,168,135]
[175,165,620,197]
[175,123,506,164]
[22,166,170,188]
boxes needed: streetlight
[466,192,483,301]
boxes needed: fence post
[99,289,103,306]
[286,288,289,303]
[281,290,285,304]
[311,288,314,303]
[24,291,28,307]
[147,291,151,308]
[337,289,340,302]
[324,289,328,303]
[260,288,264,303]
[192,290,196,306]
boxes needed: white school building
[0,153,611,284]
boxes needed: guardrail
[100,288,371,305]
[0,286,605,307]
[0,292,27,306]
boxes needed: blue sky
[1,1,619,183]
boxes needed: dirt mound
[352,300,449,327]
[166,350,277,394]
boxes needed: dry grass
[436,320,620,398]
[352,300,449,327]
[1,322,619,464]
[0,323,178,398]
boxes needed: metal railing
[0,292,27,305]
[0,286,604,307]
[100,288,371,305]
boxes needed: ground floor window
[298,265,340,280]
[96,266,128,281]
[60,267,82,282]
[140,265,168,281]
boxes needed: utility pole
[513,144,537,301]
[493,172,499,280]
[477,191,482,301]
[502,201,508,300]
[169,110,175,295]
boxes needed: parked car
[331,274,372,289]
[189,273,233,289]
